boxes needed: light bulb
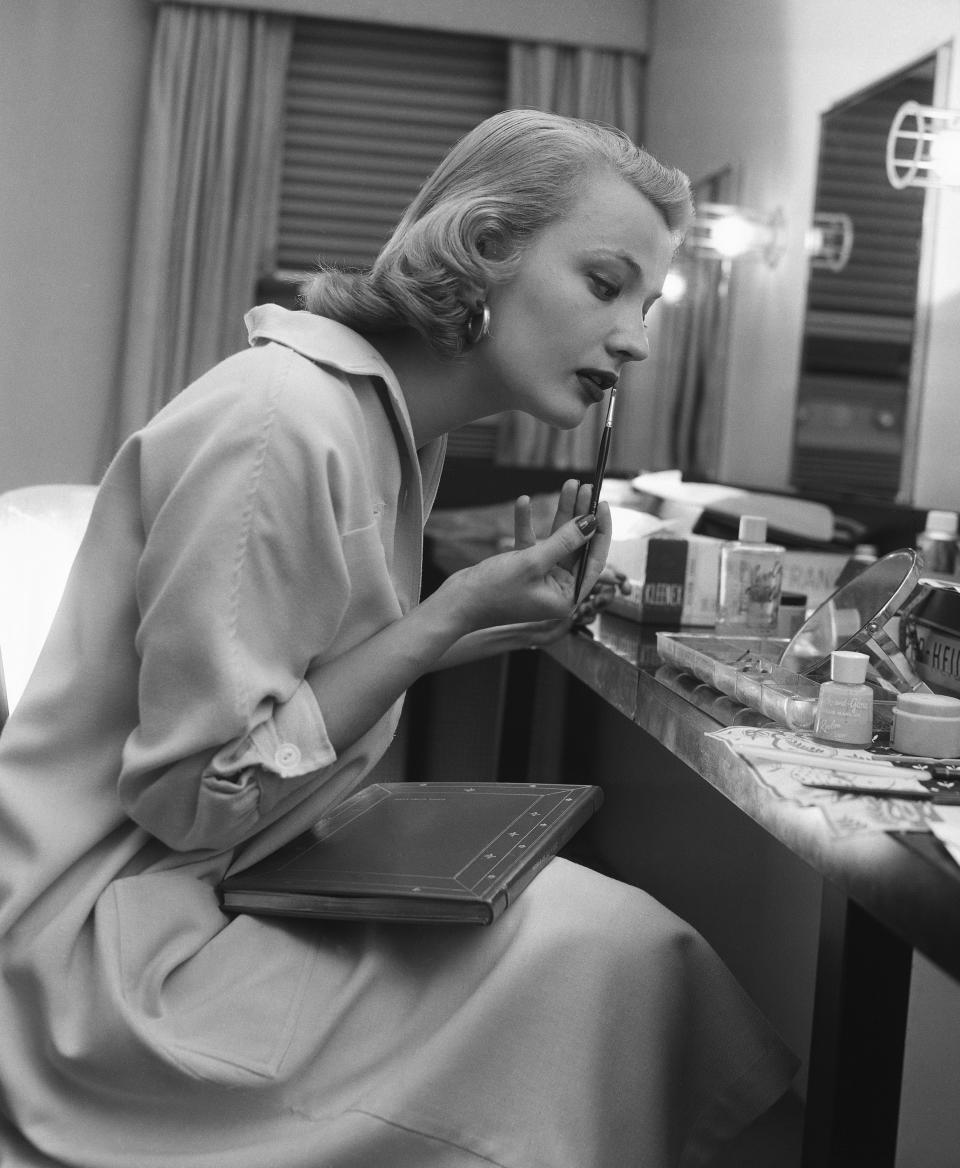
[929,127,960,186]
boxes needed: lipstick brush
[573,384,617,605]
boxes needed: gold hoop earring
[465,303,492,344]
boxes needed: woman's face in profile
[480,171,675,430]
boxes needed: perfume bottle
[916,510,958,576]
[813,650,874,748]
[715,515,785,636]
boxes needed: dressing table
[475,612,960,1168]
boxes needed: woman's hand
[572,566,631,627]
[305,482,611,748]
[436,479,612,634]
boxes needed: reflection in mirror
[779,549,928,695]
[653,166,739,481]
[790,55,937,504]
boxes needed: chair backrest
[0,484,97,730]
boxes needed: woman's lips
[576,371,614,403]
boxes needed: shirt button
[274,743,301,769]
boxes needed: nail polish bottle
[813,650,874,748]
[715,515,785,636]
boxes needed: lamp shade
[805,212,854,272]
[886,100,960,189]
[684,203,786,266]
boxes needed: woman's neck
[363,329,493,448]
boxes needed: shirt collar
[244,303,447,514]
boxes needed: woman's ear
[478,235,510,261]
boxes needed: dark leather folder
[219,781,603,925]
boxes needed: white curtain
[641,166,739,481]
[495,41,647,472]
[105,4,293,461]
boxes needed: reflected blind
[275,18,507,276]
[808,71,929,322]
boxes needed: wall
[0,0,155,492]
[203,0,649,51]
[644,0,960,510]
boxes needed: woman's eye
[589,274,620,300]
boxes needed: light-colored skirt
[0,858,796,1168]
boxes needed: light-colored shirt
[0,303,444,929]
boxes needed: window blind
[274,18,507,277]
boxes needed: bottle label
[814,687,873,745]
[717,552,783,632]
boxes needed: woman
[0,110,796,1167]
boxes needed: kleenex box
[607,533,722,626]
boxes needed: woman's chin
[531,399,597,431]
[559,401,600,430]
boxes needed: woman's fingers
[513,495,535,549]
[570,501,612,601]
[457,500,614,632]
[572,567,630,625]
[550,479,582,535]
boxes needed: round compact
[890,691,960,757]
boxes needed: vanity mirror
[789,53,941,504]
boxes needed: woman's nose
[608,316,649,363]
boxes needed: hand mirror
[779,549,931,696]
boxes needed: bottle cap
[831,650,868,684]
[925,510,958,536]
[738,515,767,543]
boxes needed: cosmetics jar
[890,691,960,757]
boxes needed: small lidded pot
[890,692,960,758]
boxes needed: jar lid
[831,650,868,683]
[895,692,960,718]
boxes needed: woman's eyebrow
[592,248,643,275]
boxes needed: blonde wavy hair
[300,108,693,358]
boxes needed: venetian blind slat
[275,17,507,274]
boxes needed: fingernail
[575,514,597,536]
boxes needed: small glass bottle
[715,515,785,636]
[916,510,958,576]
[833,543,879,589]
[813,650,874,748]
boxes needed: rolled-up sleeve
[115,346,384,853]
